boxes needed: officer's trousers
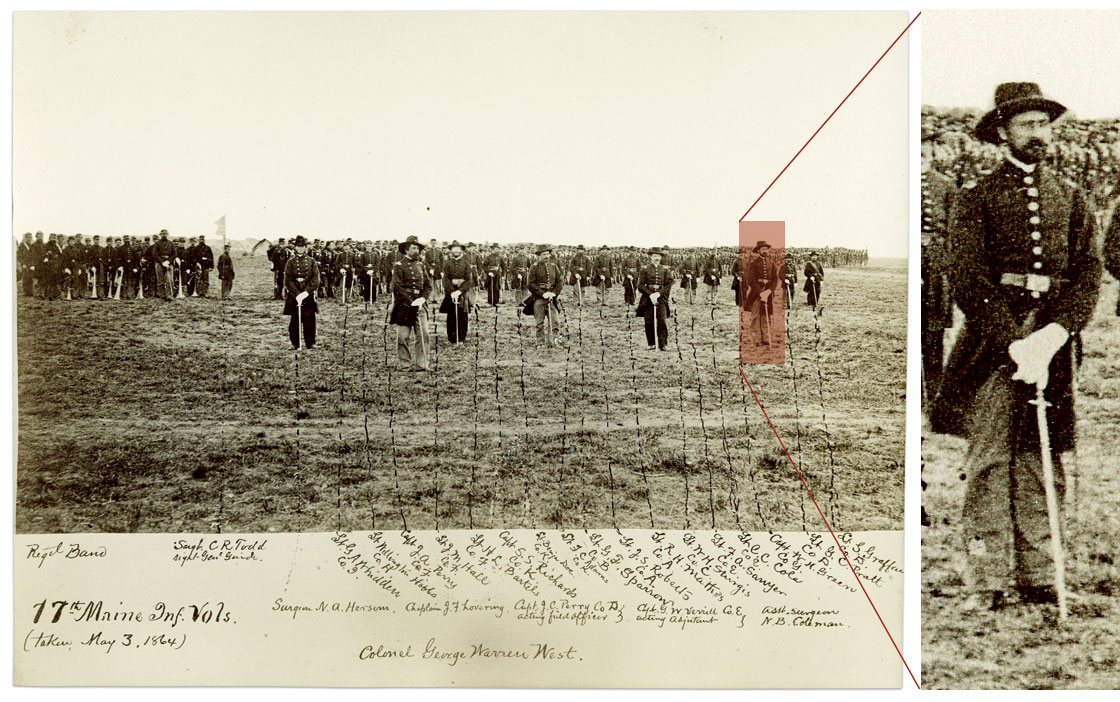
[396,313,430,370]
[961,368,1064,593]
[288,309,316,349]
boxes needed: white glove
[451,290,461,301]
[174,257,181,265]
[600,275,605,280]
[411,297,425,307]
[651,292,660,302]
[162,261,170,268]
[543,292,555,300]
[64,268,71,274]
[1010,323,1069,389]
[687,274,693,279]
[30,266,35,271]
[575,274,582,280]
[627,275,633,280]
[296,291,309,303]
[118,266,124,272]
[760,290,771,301]
[133,269,138,273]
[489,272,494,277]
[339,266,346,271]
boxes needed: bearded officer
[524,244,564,348]
[743,241,778,347]
[391,235,432,371]
[283,236,321,350]
[636,247,673,351]
[930,83,1101,611]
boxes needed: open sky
[923,10,1120,119]
[14,11,908,255]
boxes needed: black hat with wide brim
[536,244,553,256]
[398,235,426,254]
[975,82,1067,145]
[752,240,772,254]
[647,247,664,257]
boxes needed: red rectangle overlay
[737,221,786,365]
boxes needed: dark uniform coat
[930,160,1101,453]
[439,255,474,314]
[390,254,432,327]
[635,263,674,317]
[522,259,563,315]
[282,253,321,315]
[592,251,614,288]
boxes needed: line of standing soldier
[16,229,224,301]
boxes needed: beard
[1009,138,1049,164]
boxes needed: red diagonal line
[738,12,920,222]
[739,364,920,689]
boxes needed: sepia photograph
[12,10,913,688]
[921,9,1120,690]
[14,11,907,536]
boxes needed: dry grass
[921,277,1120,689]
[16,256,905,534]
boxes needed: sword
[1030,386,1068,621]
[296,296,304,350]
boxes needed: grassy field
[921,276,1120,689]
[16,255,906,534]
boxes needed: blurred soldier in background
[218,243,235,300]
[783,253,798,304]
[703,248,721,304]
[484,243,503,306]
[922,124,958,403]
[592,244,613,304]
[621,248,639,306]
[1106,208,1120,316]
[425,238,444,297]
[17,233,34,297]
[195,235,214,297]
[509,246,530,305]
[804,251,825,309]
[568,244,590,305]
[268,237,288,300]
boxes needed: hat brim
[975,97,1067,145]
[398,241,426,254]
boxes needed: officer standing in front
[930,82,1101,612]
[636,247,673,351]
[283,235,321,350]
[391,235,432,371]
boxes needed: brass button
[1024,176,1034,185]
[1031,231,1041,240]
[1033,262,1043,270]
[1031,291,1041,299]
[1032,246,1043,255]
[1028,202,1040,211]
[1030,216,1041,225]
[1027,187,1039,197]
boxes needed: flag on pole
[215,215,226,248]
